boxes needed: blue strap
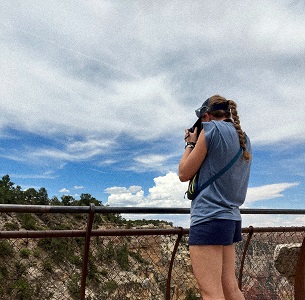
[200,147,243,190]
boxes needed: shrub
[129,248,147,264]
[185,289,201,300]
[0,261,8,294]
[15,262,27,278]
[93,214,103,225]
[116,243,129,271]
[103,241,115,261]
[17,213,37,230]
[38,238,76,263]
[67,274,80,300]
[103,280,117,294]
[100,269,108,277]
[50,224,72,230]
[69,254,82,267]
[19,248,31,258]
[11,278,34,300]
[87,255,99,282]
[0,240,14,257]
[4,222,19,231]
[0,262,8,278]
[42,259,54,272]
[32,248,41,258]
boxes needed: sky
[1,0,305,228]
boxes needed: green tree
[61,195,75,206]
[78,193,100,206]
[23,188,38,205]
[0,175,17,204]
[0,175,14,190]
[12,185,24,204]
[50,196,61,206]
[36,187,49,205]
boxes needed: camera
[188,118,202,137]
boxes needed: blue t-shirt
[190,120,252,227]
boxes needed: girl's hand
[184,127,198,144]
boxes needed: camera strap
[185,146,242,200]
[200,146,242,190]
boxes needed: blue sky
[1,0,305,227]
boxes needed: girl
[179,95,252,300]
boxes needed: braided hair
[208,95,252,161]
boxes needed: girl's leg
[189,245,225,300]
[222,244,245,300]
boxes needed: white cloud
[106,172,189,208]
[147,172,188,206]
[0,0,305,227]
[59,188,70,193]
[134,154,169,166]
[11,173,55,179]
[132,153,175,173]
[106,172,191,226]
[242,214,305,228]
[243,182,300,207]
[73,185,84,190]
[106,173,302,226]
[1,0,305,150]
[107,173,300,210]
[105,186,145,207]
[0,138,117,165]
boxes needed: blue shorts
[188,219,242,246]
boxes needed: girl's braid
[227,100,252,161]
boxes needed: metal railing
[0,204,304,300]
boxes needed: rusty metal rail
[0,204,305,299]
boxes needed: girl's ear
[202,113,212,122]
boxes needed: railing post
[80,203,95,300]
[238,226,254,290]
[294,236,305,300]
[165,227,183,300]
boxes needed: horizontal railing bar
[99,207,305,215]
[0,204,305,215]
[241,208,305,215]
[0,205,189,214]
[0,228,189,239]
[90,228,189,237]
[242,226,305,233]
[0,230,86,238]
[1,226,305,239]
[96,207,189,214]
[92,227,305,235]
[0,204,90,213]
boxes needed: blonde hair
[208,95,252,161]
